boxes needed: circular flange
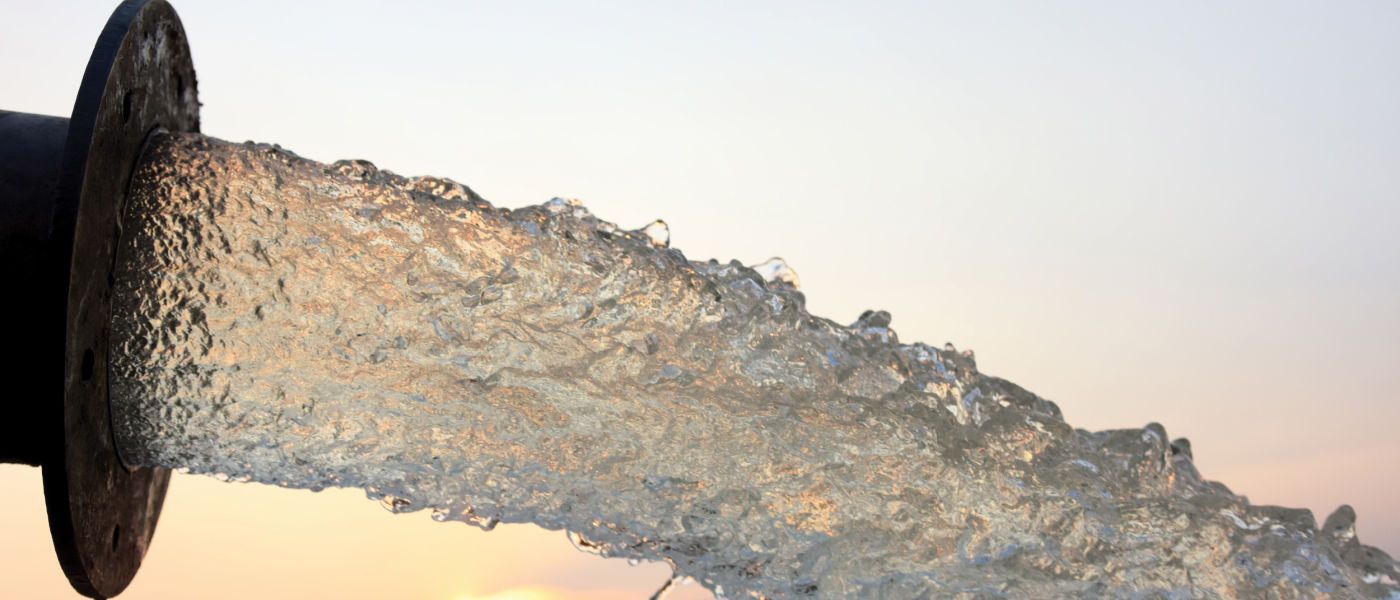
[41,0,200,597]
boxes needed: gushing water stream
[110,133,1398,598]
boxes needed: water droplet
[545,197,590,218]
[852,310,896,342]
[853,309,891,329]
[467,514,500,531]
[378,494,412,513]
[750,257,801,290]
[567,530,605,555]
[638,219,670,248]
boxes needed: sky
[1,1,1398,598]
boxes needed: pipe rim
[40,1,200,596]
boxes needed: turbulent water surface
[110,133,1399,599]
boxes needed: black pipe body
[0,110,71,468]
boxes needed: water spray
[3,2,1398,599]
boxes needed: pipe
[0,0,198,596]
[0,110,68,467]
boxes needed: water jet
[3,2,1398,599]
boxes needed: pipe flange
[42,0,200,597]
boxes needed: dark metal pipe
[0,111,69,468]
[0,0,199,596]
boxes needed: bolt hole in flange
[81,348,95,381]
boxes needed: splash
[109,133,1399,598]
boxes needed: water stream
[109,133,1399,598]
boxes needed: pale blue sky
[2,2,1397,598]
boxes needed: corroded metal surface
[111,133,1399,598]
